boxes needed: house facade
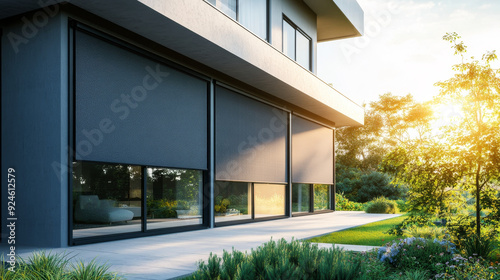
[1,0,364,247]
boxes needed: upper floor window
[207,0,268,41]
[282,17,311,70]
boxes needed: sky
[317,0,500,106]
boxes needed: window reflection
[282,18,311,70]
[254,184,286,218]
[214,181,251,222]
[214,181,286,223]
[207,0,268,40]
[292,183,310,213]
[314,184,331,211]
[146,168,203,229]
[72,162,142,238]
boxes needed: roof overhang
[303,0,364,42]
[0,0,363,127]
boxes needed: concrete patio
[3,211,399,280]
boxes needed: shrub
[365,197,397,214]
[461,233,497,259]
[387,269,430,280]
[395,199,410,213]
[403,225,447,240]
[378,237,456,274]
[187,238,362,280]
[433,255,500,279]
[336,192,365,211]
[337,169,404,203]
[387,213,434,236]
[0,251,123,280]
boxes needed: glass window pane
[72,162,142,239]
[239,0,267,40]
[254,184,286,218]
[215,181,252,223]
[217,0,237,20]
[146,168,203,230]
[314,184,331,211]
[283,20,295,60]
[296,31,311,70]
[292,183,310,213]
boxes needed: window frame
[68,21,211,246]
[205,0,270,42]
[291,183,334,217]
[214,181,288,227]
[282,16,312,71]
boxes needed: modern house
[1,0,364,248]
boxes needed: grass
[307,214,408,246]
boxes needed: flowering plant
[378,237,456,274]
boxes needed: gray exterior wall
[270,0,317,73]
[0,0,361,248]
[1,13,69,247]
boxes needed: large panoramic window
[282,17,311,70]
[146,168,203,230]
[207,0,268,40]
[72,162,142,239]
[71,25,209,243]
[215,181,286,223]
[214,181,252,223]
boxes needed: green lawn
[307,214,408,246]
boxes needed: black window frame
[214,181,288,227]
[291,183,334,217]
[282,16,312,71]
[68,20,212,246]
[205,0,270,42]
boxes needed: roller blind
[75,30,208,170]
[215,86,288,183]
[292,115,333,184]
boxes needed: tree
[336,107,384,171]
[434,32,500,237]
[336,93,434,172]
[381,140,464,215]
[370,93,434,146]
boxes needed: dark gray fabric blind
[292,115,334,184]
[75,30,207,170]
[215,86,288,183]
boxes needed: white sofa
[74,195,134,224]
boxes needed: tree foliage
[383,32,500,237]
[337,164,403,203]
[381,140,464,215]
[434,32,500,236]
[336,93,434,172]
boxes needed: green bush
[433,255,500,279]
[395,199,410,213]
[378,237,456,274]
[402,225,447,240]
[337,169,404,203]
[0,251,123,280]
[365,197,397,214]
[189,238,500,280]
[336,192,365,211]
[187,238,362,280]
[387,213,434,236]
[387,269,430,280]
[461,233,497,259]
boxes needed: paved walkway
[5,211,398,280]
